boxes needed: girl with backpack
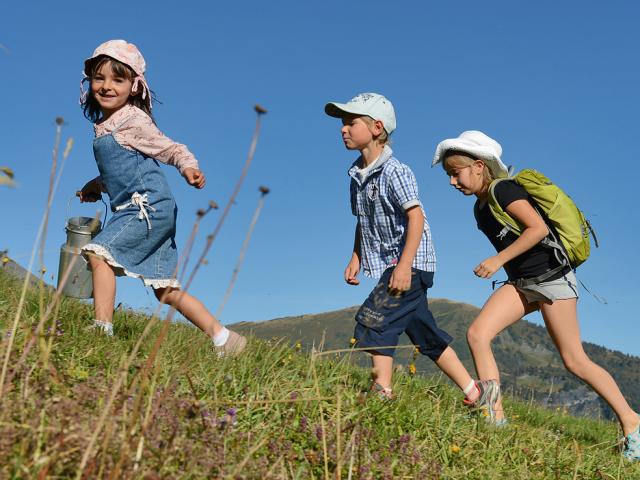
[432,130,639,461]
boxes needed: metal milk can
[57,198,105,298]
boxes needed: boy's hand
[77,177,103,203]
[344,257,360,285]
[183,167,206,189]
[389,264,411,293]
[474,255,504,279]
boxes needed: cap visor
[324,102,368,118]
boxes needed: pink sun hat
[79,39,151,108]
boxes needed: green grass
[0,269,638,479]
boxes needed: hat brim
[83,54,143,77]
[432,139,509,179]
[325,102,370,118]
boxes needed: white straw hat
[432,130,509,179]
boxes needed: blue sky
[2,1,639,355]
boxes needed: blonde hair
[442,151,494,189]
[361,116,391,146]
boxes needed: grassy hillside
[232,300,640,420]
[1,267,639,479]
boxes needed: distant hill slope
[232,299,640,419]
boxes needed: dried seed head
[55,116,64,126]
[196,208,206,218]
[0,167,14,179]
[258,186,270,194]
[254,104,268,114]
[208,200,219,210]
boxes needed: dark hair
[82,55,157,123]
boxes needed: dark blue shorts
[353,267,452,360]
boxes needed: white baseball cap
[325,92,396,135]
[432,130,509,179]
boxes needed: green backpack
[487,169,598,271]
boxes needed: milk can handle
[66,194,108,225]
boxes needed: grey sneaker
[216,330,247,357]
[622,418,640,461]
[465,380,500,421]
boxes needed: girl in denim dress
[77,40,246,355]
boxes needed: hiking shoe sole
[623,417,640,461]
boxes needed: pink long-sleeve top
[94,104,199,174]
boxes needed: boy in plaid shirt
[325,93,494,403]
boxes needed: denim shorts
[353,267,452,360]
[511,271,579,304]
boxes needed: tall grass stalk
[216,186,269,317]
[182,104,267,294]
[0,122,73,398]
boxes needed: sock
[94,320,114,336]
[212,327,230,347]
[463,379,477,398]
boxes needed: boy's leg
[371,354,394,391]
[353,268,407,394]
[541,298,639,436]
[88,254,116,325]
[405,299,478,394]
[433,346,473,391]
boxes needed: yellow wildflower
[349,337,356,345]
[408,363,417,376]
[450,444,461,454]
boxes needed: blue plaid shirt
[349,146,436,278]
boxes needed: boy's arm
[345,223,362,285]
[389,206,423,291]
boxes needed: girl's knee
[561,352,591,378]
[466,324,492,349]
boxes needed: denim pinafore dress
[82,125,180,290]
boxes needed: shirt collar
[348,145,394,184]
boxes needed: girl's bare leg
[466,284,537,419]
[541,298,639,435]
[154,287,223,337]
[88,255,116,324]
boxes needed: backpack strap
[510,265,568,289]
[487,178,524,236]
